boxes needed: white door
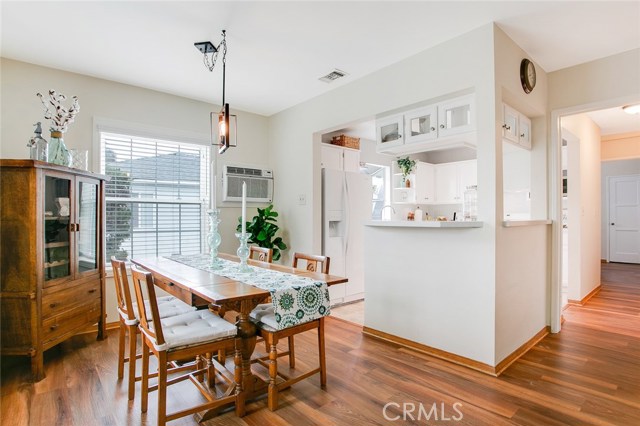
[343,149,360,173]
[609,175,640,263]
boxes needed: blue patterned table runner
[167,254,330,329]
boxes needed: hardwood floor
[330,300,364,326]
[2,262,639,425]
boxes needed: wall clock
[520,58,536,94]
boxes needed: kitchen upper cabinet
[415,161,435,203]
[320,143,360,172]
[404,106,438,145]
[435,160,477,204]
[376,94,476,155]
[375,115,404,150]
[437,94,475,138]
[502,103,532,150]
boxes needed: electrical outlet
[298,194,306,205]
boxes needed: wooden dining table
[130,253,347,419]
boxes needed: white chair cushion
[132,295,196,321]
[144,310,237,351]
[250,303,279,331]
[155,296,197,319]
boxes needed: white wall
[561,114,602,300]
[270,24,499,365]
[0,58,271,323]
[601,159,640,259]
[493,26,549,363]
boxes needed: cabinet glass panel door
[44,175,72,281]
[404,106,437,144]
[77,180,99,274]
[443,104,471,130]
[438,95,474,137]
[376,115,404,150]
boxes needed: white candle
[241,181,247,235]
[210,159,216,210]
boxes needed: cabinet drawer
[153,277,208,307]
[42,299,102,344]
[42,279,101,319]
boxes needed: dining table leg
[233,297,269,413]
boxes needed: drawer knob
[50,324,59,331]
[88,289,97,294]
[49,303,58,308]
[168,282,175,287]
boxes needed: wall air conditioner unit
[223,164,273,203]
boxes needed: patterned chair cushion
[143,310,237,351]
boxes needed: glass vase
[207,209,223,270]
[48,131,71,167]
[235,232,252,273]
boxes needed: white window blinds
[100,132,209,261]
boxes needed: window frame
[94,118,211,271]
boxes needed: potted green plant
[237,204,287,261]
[397,157,416,187]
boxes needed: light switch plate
[298,194,306,205]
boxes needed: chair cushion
[145,310,237,351]
[132,296,196,321]
[250,303,281,331]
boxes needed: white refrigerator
[322,168,372,305]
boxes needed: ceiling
[2,1,639,123]
[586,106,640,136]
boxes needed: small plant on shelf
[396,157,416,177]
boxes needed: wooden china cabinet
[0,160,107,381]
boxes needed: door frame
[549,94,639,333]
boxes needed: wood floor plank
[2,262,639,425]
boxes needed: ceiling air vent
[318,69,348,83]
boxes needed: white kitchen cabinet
[435,163,459,203]
[376,94,476,154]
[502,103,532,150]
[437,94,475,138]
[415,161,435,203]
[518,114,532,149]
[404,105,438,145]
[435,160,477,204]
[320,143,360,172]
[375,114,404,150]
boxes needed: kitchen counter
[365,220,483,228]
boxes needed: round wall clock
[520,58,536,94]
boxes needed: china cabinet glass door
[77,179,99,274]
[44,175,72,282]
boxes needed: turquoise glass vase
[48,131,71,166]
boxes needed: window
[364,163,390,220]
[100,132,209,261]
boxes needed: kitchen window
[365,163,390,220]
[100,132,209,262]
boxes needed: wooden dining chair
[111,257,195,400]
[130,265,244,425]
[249,246,273,263]
[250,252,330,410]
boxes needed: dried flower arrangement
[36,90,80,133]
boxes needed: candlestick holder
[206,209,223,270]
[235,232,252,273]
